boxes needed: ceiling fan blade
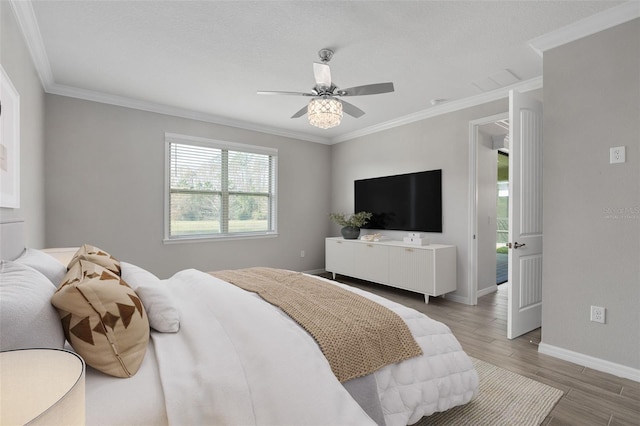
[340,99,365,118]
[291,104,308,119]
[337,82,395,96]
[257,91,314,96]
[313,62,332,89]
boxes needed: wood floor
[322,274,640,426]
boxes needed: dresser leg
[424,294,430,304]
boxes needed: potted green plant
[329,211,373,239]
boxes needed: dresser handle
[405,248,413,252]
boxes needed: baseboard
[445,285,496,305]
[304,268,327,276]
[477,285,498,298]
[539,343,640,382]
[443,293,471,305]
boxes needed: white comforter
[331,279,479,426]
[151,269,478,426]
[153,268,374,425]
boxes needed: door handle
[508,242,526,249]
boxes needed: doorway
[468,91,544,339]
[496,150,509,285]
[469,114,509,304]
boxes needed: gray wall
[44,95,332,278]
[542,19,640,369]
[0,2,46,247]
[330,99,508,303]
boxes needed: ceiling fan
[257,49,394,129]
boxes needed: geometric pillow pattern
[52,259,149,378]
[67,244,121,276]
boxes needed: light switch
[610,146,626,164]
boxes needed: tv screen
[354,169,442,232]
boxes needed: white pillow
[15,248,67,287]
[121,262,180,333]
[0,261,66,350]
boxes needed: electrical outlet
[590,306,606,324]
[610,146,626,164]
[300,250,305,258]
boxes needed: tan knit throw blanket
[210,267,423,382]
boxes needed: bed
[0,220,478,426]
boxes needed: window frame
[164,133,278,243]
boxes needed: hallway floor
[496,252,508,284]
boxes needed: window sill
[163,232,278,244]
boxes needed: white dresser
[325,237,456,303]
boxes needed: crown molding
[331,77,543,144]
[9,0,54,89]
[529,1,640,56]
[45,82,331,144]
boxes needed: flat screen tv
[354,169,442,232]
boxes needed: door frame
[467,112,508,306]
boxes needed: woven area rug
[414,357,563,425]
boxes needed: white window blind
[165,134,277,241]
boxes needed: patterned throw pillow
[52,259,149,378]
[67,244,121,275]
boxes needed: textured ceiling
[24,1,628,143]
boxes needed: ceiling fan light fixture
[308,98,343,129]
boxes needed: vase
[341,226,360,239]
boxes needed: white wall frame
[0,64,21,208]
[467,112,508,306]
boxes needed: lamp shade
[308,98,343,129]
[0,348,85,425]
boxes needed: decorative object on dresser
[326,237,456,303]
[403,232,429,246]
[329,211,372,239]
[360,233,383,242]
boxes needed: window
[165,133,277,241]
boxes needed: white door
[507,90,543,339]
